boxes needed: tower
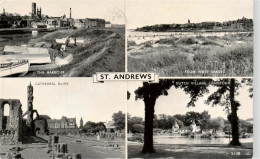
[3,8,5,15]
[37,7,41,19]
[32,2,36,17]
[80,117,83,129]
[70,8,71,19]
[27,82,34,135]
[188,19,190,24]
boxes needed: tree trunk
[229,78,241,146]
[142,96,156,153]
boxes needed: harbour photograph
[0,0,125,77]
[127,0,253,77]
[127,78,253,158]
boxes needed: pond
[153,134,253,145]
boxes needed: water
[127,30,251,45]
[153,135,253,145]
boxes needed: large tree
[135,80,174,153]
[134,79,209,153]
[205,78,252,145]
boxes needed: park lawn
[128,143,253,159]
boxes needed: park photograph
[127,78,253,158]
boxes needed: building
[190,121,201,133]
[74,19,85,28]
[32,22,47,28]
[105,21,112,28]
[47,116,77,129]
[46,19,57,28]
[171,121,179,132]
[105,121,116,132]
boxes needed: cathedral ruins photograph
[0,0,125,77]
[0,78,126,159]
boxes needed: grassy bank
[128,33,253,76]
[15,28,125,77]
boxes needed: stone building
[47,116,78,134]
[47,116,77,129]
[0,99,23,144]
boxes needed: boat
[0,60,29,77]
[55,54,73,66]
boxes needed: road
[59,135,125,159]
[0,135,125,159]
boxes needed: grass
[23,28,125,77]
[128,143,253,159]
[155,37,178,45]
[128,33,253,76]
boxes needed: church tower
[80,117,83,129]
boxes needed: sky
[127,79,253,120]
[0,0,125,24]
[126,0,254,29]
[0,78,126,125]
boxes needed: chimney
[70,8,71,19]
[3,8,5,15]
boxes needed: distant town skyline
[126,0,253,29]
[0,78,126,126]
[127,80,253,121]
[0,0,125,24]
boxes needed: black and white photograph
[0,78,126,159]
[127,78,253,158]
[127,0,253,77]
[0,0,125,77]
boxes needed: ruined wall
[0,99,23,144]
[34,119,47,134]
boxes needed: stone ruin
[0,99,23,144]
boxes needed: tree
[112,111,125,132]
[135,80,174,153]
[205,78,253,146]
[134,79,210,153]
[132,124,144,133]
[184,111,203,126]
[208,117,225,132]
[128,115,143,133]
[200,111,211,130]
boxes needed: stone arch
[1,102,11,130]
[33,110,39,120]
[35,127,40,134]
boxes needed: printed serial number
[231,152,241,156]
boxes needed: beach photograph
[127,0,253,77]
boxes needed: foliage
[132,124,144,133]
[112,111,125,131]
[83,121,106,133]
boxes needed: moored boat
[0,60,29,77]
